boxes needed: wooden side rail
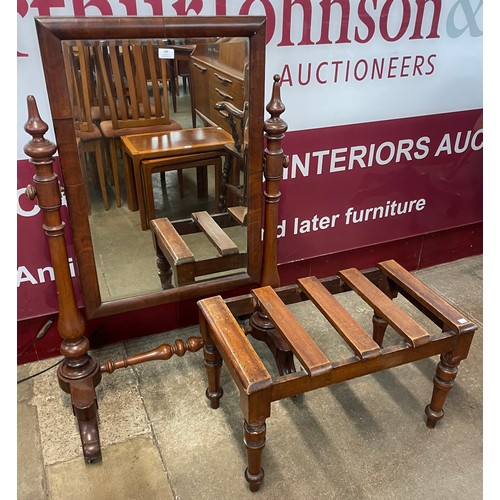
[378,260,476,334]
[150,218,195,266]
[199,296,272,398]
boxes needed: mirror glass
[61,36,249,302]
[35,16,266,318]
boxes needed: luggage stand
[151,210,247,288]
[196,76,477,492]
[198,261,477,492]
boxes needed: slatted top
[252,286,332,377]
[339,268,431,347]
[298,276,381,360]
[192,211,240,256]
[378,260,477,334]
[150,218,194,265]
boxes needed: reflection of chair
[196,76,478,492]
[95,39,182,207]
[214,100,248,223]
[64,41,109,209]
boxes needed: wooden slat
[298,276,381,360]
[339,268,430,347]
[378,260,476,334]
[192,211,239,256]
[150,218,194,264]
[228,206,247,225]
[252,286,332,376]
[198,296,272,394]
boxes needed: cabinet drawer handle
[193,62,207,72]
[215,88,234,100]
[214,72,233,84]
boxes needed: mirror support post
[260,75,288,288]
[249,76,295,375]
[23,95,103,463]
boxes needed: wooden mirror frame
[35,15,266,319]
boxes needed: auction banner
[17,0,483,320]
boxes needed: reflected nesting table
[121,126,232,230]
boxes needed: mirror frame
[35,15,266,319]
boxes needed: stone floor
[17,255,484,499]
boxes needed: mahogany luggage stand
[196,76,478,491]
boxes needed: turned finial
[23,95,57,161]
[264,75,288,135]
[260,75,288,288]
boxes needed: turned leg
[219,154,232,211]
[372,314,388,347]
[24,96,104,463]
[425,353,460,428]
[199,315,223,409]
[154,247,173,290]
[244,420,267,492]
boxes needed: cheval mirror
[27,15,280,462]
[35,16,266,316]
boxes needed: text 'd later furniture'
[196,77,478,492]
[121,126,232,230]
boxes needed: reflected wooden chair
[196,76,478,492]
[120,126,230,230]
[213,100,249,222]
[63,41,109,210]
[94,39,182,207]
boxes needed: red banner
[277,109,483,263]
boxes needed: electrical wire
[17,359,63,385]
[17,316,56,358]
[16,315,115,385]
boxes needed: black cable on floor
[17,359,63,385]
[16,315,115,385]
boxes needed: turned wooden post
[23,95,103,463]
[249,75,294,375]
[260,74,288,288]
